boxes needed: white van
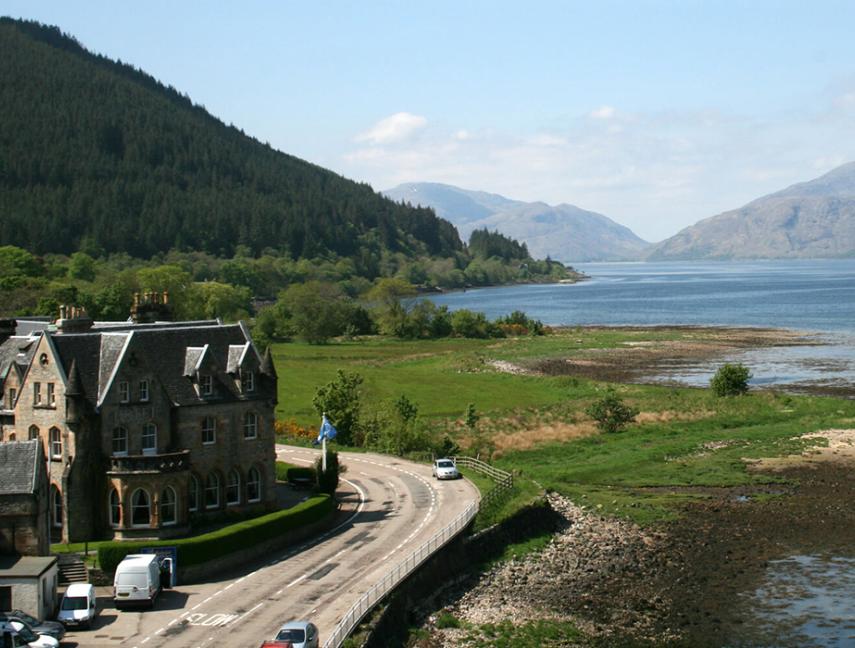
[56,583,97,629]
[113,554,161,609]
[0,621,60,648]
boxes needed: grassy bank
[274,328,855,525]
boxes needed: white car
[273,621,319,648]
[432,458,460,480]
[0,620,60,648]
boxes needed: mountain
[649,162,855,260]
[0,18,462,262]
[383,182,650,262]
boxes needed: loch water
[429,259,855,647]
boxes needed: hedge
[98,494,334,573]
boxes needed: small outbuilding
[0,440,50,556]
[0,555,58,620]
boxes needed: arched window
[188,475,199,512]
[226,470,240,505]
[247,467,261,503]
[141,423,157,454]
[205,473,219,509]
[49,427,62,459]
[28,425,39,440]
[131,489,151,527]
[112,427,128,455]
[51,485,62,528]
[243,412,258,439]
[160,487,177,526]
[109,488,121,527]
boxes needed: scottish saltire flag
[314,414,338,445]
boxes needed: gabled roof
[0,335,38,388]
[50,322,263,409]
[0,440,40,495]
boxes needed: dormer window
[139,380,149,402]
[242,370,255,393]
[119,381,130,403]
[200,374,213,396]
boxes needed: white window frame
[139,379,150,403]
[205,473,219,509]
[141,422,157,455]
[130,489,151,527]
[226,470,240,506]
[200,374,213,396]
[243,412,258,439]
[51,486,62,528]
[201,416,216,445]
[49,427,62,459]
[160,487,177,526]
[8,387,16,409]
[46,382,55,406]
[188,475,199,512]
[242,370,255,393]
[119,381,130,403]
[112,426,128,456]
[33,382,41,405]
[247,467,261,503]
[109,488,121,528]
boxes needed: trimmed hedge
[98,494,334,573]
[286,466,315,483]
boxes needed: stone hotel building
[0,298,278,543]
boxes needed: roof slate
[0,440,39,495]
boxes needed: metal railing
[322,501,477,648]
[322,456,514,648]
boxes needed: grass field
[273,329,855,525]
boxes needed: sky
[6,1,855,242]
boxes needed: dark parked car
[0,612,64,642]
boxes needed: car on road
[113,554,161,609]
[274,621,319,648]
[259,642,293,648]
[0,612,64,642]
[432,458,460,480]
[0,620,60,648]
[57,583,98,629]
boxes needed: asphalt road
[62,446,479,648]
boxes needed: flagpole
[322,412,328,473]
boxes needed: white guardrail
[322,457,513,648]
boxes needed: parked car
[57,583,98,629]
[0,612,64,642]
[259,642,293,648]
[113,554,161,609]
[0,620,59,648]
[432,458,460,480]
[274,621,319,648]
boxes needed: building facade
[0,303,278,543]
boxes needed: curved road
[67,446,479,648]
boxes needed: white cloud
[354,112,427,144]
[589,105,616,120]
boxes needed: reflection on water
[738,555,855,647]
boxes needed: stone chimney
[0,318,15,345]
[55,305,93,334]
[130,291,173,324]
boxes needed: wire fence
[322,456,513,648]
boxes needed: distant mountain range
[649,162,855,260]
[383,183,650,262]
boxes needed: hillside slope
[0,18,461,261]
[384,182,650,262]
[649,162,855,260]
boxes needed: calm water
[431,259,855,646]
[430,259,855,390]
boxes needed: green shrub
[436,612,461,629]
[710,363,752,396]
[585,388,639,434]
[314,451,341,495]
[98,495,333,573]
[286,466,316,483]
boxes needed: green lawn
[272,331,855,525]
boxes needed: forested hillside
[0,18,460,262]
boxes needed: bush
[98,494,333,573]
[436,612,461,629]
[585,388,639,434]
[314,451,342,495]
[710,363,752,396]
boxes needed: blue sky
[6,1,855,241]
